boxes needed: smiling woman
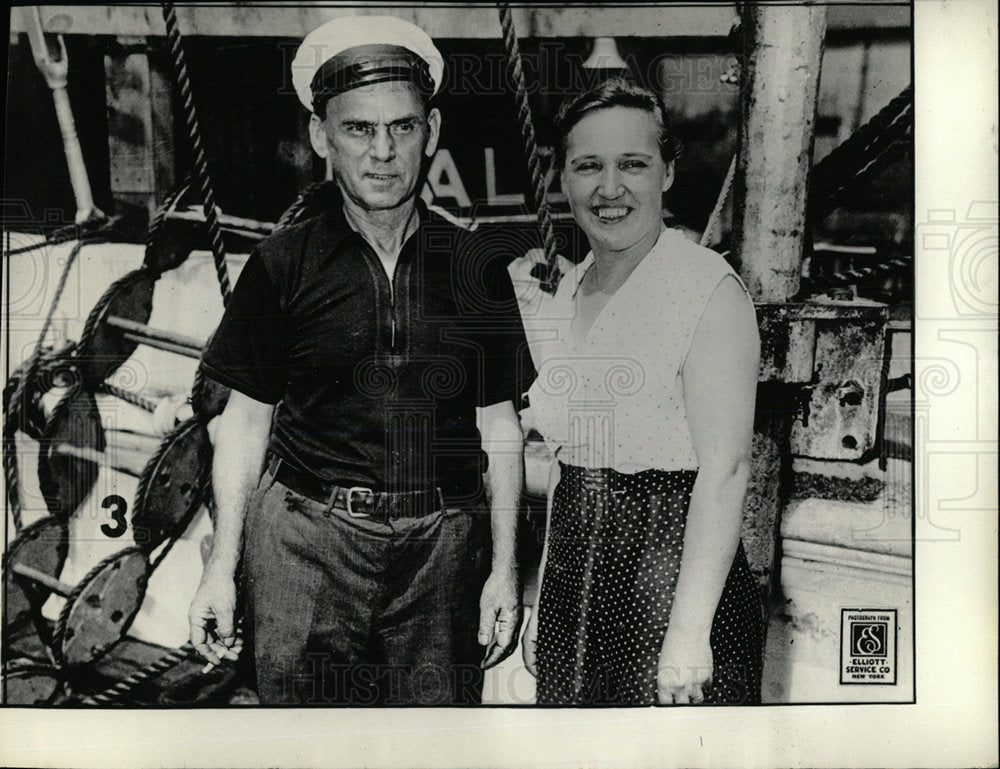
[522,78,764,706]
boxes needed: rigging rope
[497,4,560,293]
[3,218,111,259]
[3,239,88,534]
[99,382,159,414]
[160,4,232,306]
[79,642,198,705]
[145,175,193,267]
[699,154,738,248]
[810,86,912,217]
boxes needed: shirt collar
[313,195,431,262]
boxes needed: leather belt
[269,456,447,522]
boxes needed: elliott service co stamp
[840,608,898,685]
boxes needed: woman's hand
[657,625,713,704]
[522,604,539,677]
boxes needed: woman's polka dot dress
[535,465,763,705]
[528,229,765,706]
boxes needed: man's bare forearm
[479,400,523,573]
[204,393,274,577]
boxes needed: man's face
[309,81,440,212]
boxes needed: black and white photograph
[1,2,995,767]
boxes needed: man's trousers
[241,464,491,705]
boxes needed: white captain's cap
[291,16,445,114]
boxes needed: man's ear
[309,113,329,159]
[425,107,442,157]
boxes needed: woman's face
[561,106,674,260]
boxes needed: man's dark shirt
[200,202,535,493]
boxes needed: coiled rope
[4,239,88,533]
[160,3,232,306]
[497,4,560,293]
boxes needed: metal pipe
[106,316,205,355]
[11,563,74,597]
[21,7,104,224]
[122,334,202,359]
[168,206,274,236]
[52,443,144,478]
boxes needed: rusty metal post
[732,4,827,599]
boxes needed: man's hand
[478,568,522,669]
[656,625,713,704]
[521,604,539,677]
[188,566,242,667]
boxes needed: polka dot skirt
[536,464,763,705]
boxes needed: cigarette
[202,661,216,674]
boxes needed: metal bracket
[756,302,900,461]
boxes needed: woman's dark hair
[552,77,682,172]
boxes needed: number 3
[101,495,129,538]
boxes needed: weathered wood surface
[11,4,909,40]
[734,3,828,302]
[732,3,828,597]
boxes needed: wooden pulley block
[2,662,63,705]
[76,269,155,385]
[189,348,230,420]
[55,547,150,669]
[2,517,69,630]
[142,218,198,276]
[38,385,104,522]
[3,345,79,441]
[131,417,212,552]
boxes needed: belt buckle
[346,486,374,518]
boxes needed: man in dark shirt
[188,16,533,705]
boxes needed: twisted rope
[804,251,912,293]
[160,4,231,306]
[146,177,192,252]
[275,181,341,232]
[76,268,155,378]
[699,154,738,248]
[815,135,912,217]
[100,382,158,414]
[79,642,197,705]
[4,240,87,533]
[3,218,108,259]
[811,87,912,217]
[142,176,193,275]
[497,4,560,293]
[4,361,50,442]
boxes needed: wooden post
[732,4,827,599]
[734,3,827,301]
[105,36,175,219]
